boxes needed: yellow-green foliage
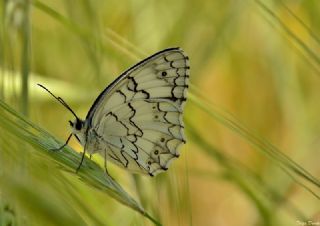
[1,0,320,225]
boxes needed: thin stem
[20,0,31,116]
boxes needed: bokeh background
[1,0,320,225]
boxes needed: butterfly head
[69,118,84,131]
[69,118,87,146]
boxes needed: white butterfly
[39,47,189,176]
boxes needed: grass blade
[0,99,161,226]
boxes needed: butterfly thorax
[69,118,88,147]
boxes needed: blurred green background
[1,0,320,225]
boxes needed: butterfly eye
[75,120,82,130]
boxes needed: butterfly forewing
[86,48,189,176]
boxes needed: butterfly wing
[86,47,189,176]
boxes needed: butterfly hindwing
[87,48,189,176]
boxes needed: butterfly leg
[104,148,114,180]
[104,148,109,175]
[76,144,87,173]
[50,133,72,151]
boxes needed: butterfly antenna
[37,84,79,119]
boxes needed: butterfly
[38,47,189,176]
